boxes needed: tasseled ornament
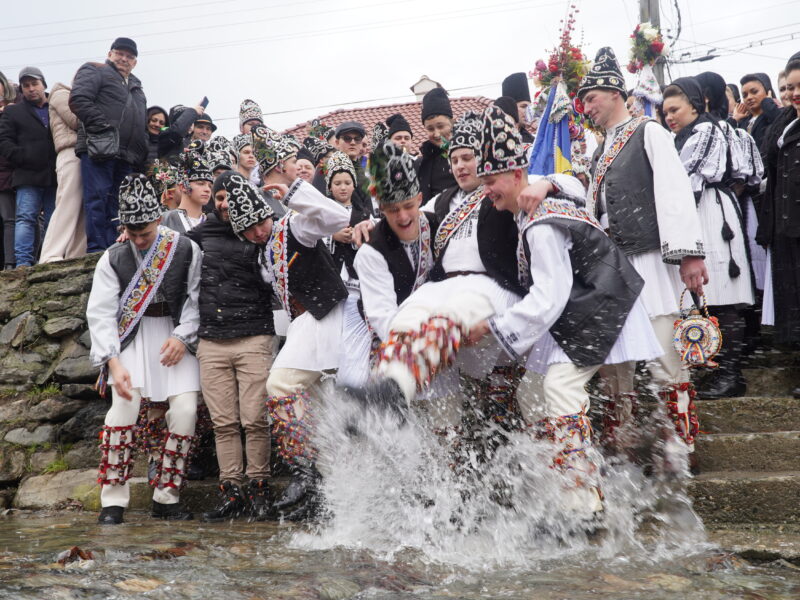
[721,220,734,241]
[728,257,741,278]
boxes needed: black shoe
[342,378,408,425]
[274,465,322,521]
[151,500,193,520]
[98,505,124,525]
[697,370,746,399]
[201,481,246,522]
[247,479,273,521]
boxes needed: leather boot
[274,464,322,521]
[341,378,407,425]
[201,481,246,522]
[247,479,273,521]
[151,500,193,520]
[98,505,124,525]
[699,306,747,399]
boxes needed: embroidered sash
[267,211,293,317]
[591,116,651,206]
[117,226,180,344]
[413,214,433,292]
[433,187,483,258]
[516,199,603,287]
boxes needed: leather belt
[143,301,171,317]
[445,270,486,278]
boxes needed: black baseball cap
[111,37,138,57]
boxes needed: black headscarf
[726,83,740,104]
[696,71,729,121]
[668,77,709,152]
[740,72,775,97]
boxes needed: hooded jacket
[48,83,78,154]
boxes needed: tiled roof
[283,96,494,153]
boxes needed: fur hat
[477,105,528,176]
[421,87,453,122]
[118,173,162,225]
[501,72,531,103]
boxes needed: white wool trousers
[100,389,197,508]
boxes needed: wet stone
[5,424,56,445]
[0,449,27,483]
[42,317,84,338]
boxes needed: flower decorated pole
[627,22,668,117]
[528,5,589,176]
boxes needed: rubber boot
[151,501,193,520]
[699,305,746,399]
[98,505,124,525]
[274,464,322,521]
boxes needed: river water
[1,394,798,599]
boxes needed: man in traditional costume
[468,106,661,517]
[87,173,202,525]
[161,140,212,233]
[501,72,535,145]
[243,125,351,519]
[574,47,708,459]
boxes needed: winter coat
[48,83,78,153]
[185,212,276,339]
[416,140,456,203]
[758,106,800,245]
[69,60,147,168]
[0,96,57,188]
[0,78,21,192]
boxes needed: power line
[1,0,329,43]
[2,0,562,70]
[671,21,800,54]
[0,0,239,31]
[3,0,420,53]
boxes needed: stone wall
[0,255,108,507]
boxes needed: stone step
[688,471,800,525]
[696,431,800,472]
[742,367,800,398]
[695,396,800,434]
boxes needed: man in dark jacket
[158,104,205,162]
[186,171,277,522]
[69,37,147,253]
[0,67,57,267]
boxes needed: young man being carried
[87,173,202,525]
[468,106,661,517]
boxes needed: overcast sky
[2,0,797,137]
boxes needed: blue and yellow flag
[528,81,572,176]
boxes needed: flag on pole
[528,81,572,176]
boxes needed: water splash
[291,386,708,571]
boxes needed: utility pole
[640,0,665,85]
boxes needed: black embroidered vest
[107,235,195,352]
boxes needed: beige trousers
[516,362,601,425]
[197,335,274,484]
[40,149,86,262]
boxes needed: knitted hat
[118,174,162,225]
[220,171,274,236]
[421,87,453,122]
[477,105,529,176]
[325,151,357,192]
[449,110,483,156]
[239,98,263,129]
[578,47,627,100]
[251,124,300,176]
[296,145,314,164]
[368,140,420,205]
[303,136,335,166]
[501,72,531,103]
[386,113,412,138]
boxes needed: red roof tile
[283,96,493,154]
